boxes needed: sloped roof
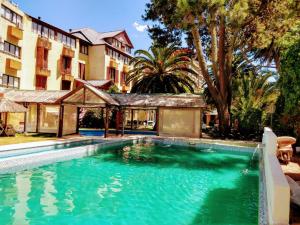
[110,93,206,108]
[58,83,119,106]
[75,78,113,88]
[3,89,70,104]
[1,88,206,108]
[0,95,27,113]
[71,28,133,48]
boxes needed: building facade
[0,0,133,92]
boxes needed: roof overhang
[57,83,119,107]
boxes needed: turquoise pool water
[0,143,259,225]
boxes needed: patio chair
[277,136,296,164]
[4,124,16,137]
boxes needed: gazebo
[3,83,207,138]
[0,92,27,134]
[57,84,207,138]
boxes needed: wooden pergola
[56,83,206,138]
[56,83,120,138]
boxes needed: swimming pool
[79,129,156,136]
[0,141,259,225]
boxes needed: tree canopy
[126,45,197,93]
[143,0,300,135]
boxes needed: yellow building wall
[21,17,80,90]
[88,45,132,91]
[79,52,89,79]
[0,0,132,92]
[159,108,201,138]
[88,45,105,80]
[0,0,24,80]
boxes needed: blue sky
[16,0,153,51]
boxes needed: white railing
[262,127,290,225]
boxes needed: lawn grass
[0,133,57,146]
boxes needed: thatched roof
[0,95,27,113]
[1,86,206,109]
[75,78,113,88]
[110,93,206,108]
[58,84,119,106]
[4,89,70,104]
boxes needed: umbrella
[0,93,27,127]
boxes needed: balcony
[36,65,50,77]
[37,37,52,50]
[110,59,118,68]
[62,47,75,58]
[123,65,129,73]
[122,84,130,93]
[61,74,74,82]
[6,58,21,70]
[61,68,72,75]
[8,25,23,40]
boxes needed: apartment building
[71,28,133,91]
[0,0,133,92]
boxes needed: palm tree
[126,45,197,93]
[231,71,279,136]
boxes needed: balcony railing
[62,47,75,58]
[8,25,23,40]
[36,67,50,77]
[6,58,21,70]
[61,68,72,75]
[37,37,52,50]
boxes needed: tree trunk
[216,103,231,136]
[191,24,231,137]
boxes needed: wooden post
[104,107,109,138]
[115,110,120,136]
[130,109,134,130]
[58,105,64,137]
[199,109,203,138]
[121,109,124,137]
[156,108,160,136]
[36,103,40,133]
[23,112,27,133]
[76,107,80,134]
[4,112,8,127]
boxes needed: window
[80,44,88,55]
[3,41,21,58]
[36,75,47,90]
[61,80,71,90]
[31,21,55,39]
[61,56,72,74]
[121,72,127,84]
[57,32,76,48]
[125,46,131,54]
[0,74,20,89]
[78,63,85,80]
[1,5,22,28]
[109,68,116,82]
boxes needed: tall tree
[232,71,278,137]
[144,0,299,135]
[126,45,197,93]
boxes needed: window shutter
[60,56,64,74]
[115,70,119,83]
[68,58,72,74]
[36,47,44,68]
[107,67,110,80]
[120,72,123,84]
[82,63,85,80]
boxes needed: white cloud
[133,22,148,32]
